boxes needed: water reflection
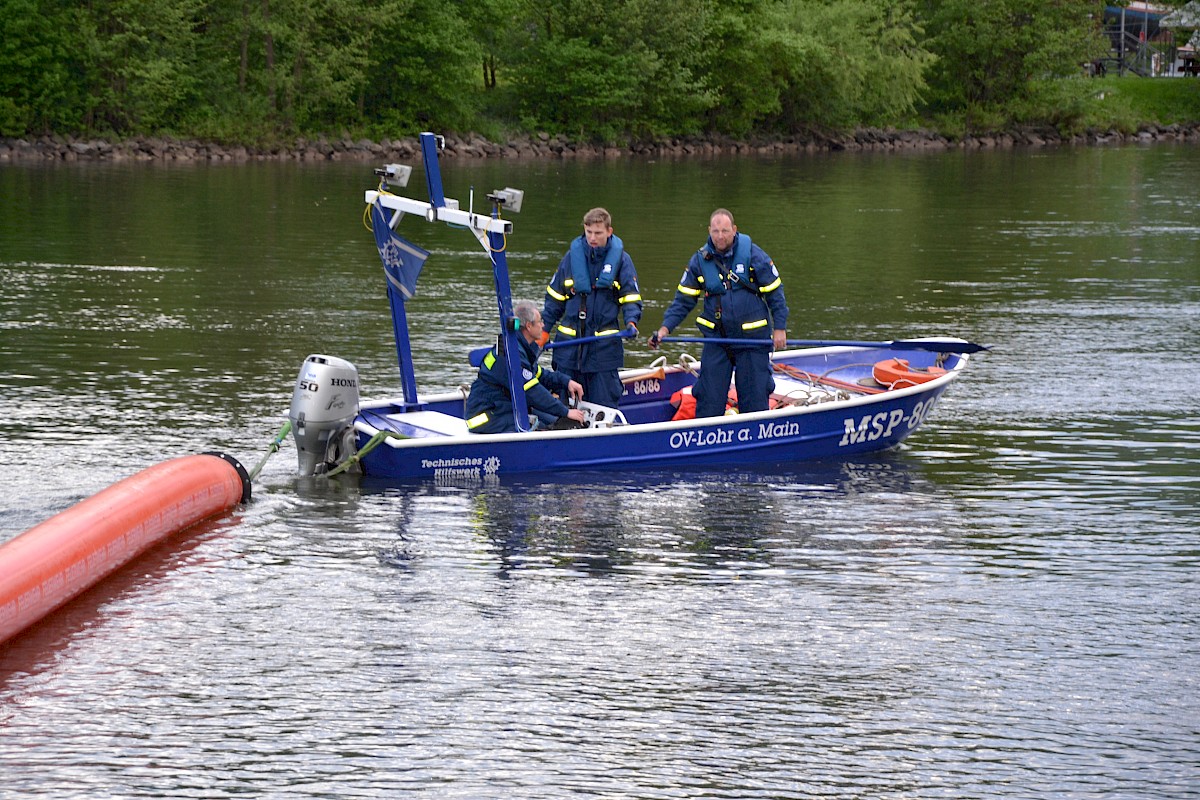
[467,480,635,577]
[5,148,1200,799]
[359,456,940,581]
[0,512,241,685]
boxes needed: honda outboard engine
[289,354,360,475]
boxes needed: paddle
[620,366,666,385]
[544,328,636,350]
[469,328,636,367]
[658,336,990,354]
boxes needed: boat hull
[350,345,965,482]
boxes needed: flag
[370,201,429,299]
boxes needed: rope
[482,226,508,252]
[244,417,402,481]
[323,429,406,477]
[773,362,885,395]
[364,182,398,232]
[247,421,292,482]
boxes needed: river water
[1,143,1198,798]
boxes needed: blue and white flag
[370,202,429,299]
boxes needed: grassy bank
[926,75,1200,139]
[1087,76,1200,125]
[1027,75,1199,134]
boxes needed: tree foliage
[361,2,481,135]
[0,0,75,135]
[920,0,1108,111]
[502,0,714,141]
[0,0,1114,142]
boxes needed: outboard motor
[289,354,360,475]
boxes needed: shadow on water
[355,453,940,580]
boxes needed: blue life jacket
[697,233,753,296]
[569,234,624,293]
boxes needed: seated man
[465,300,585,434]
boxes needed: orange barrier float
[872,358,948,390]
[0,453,249,646]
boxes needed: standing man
[651,208,788,417]
[465,300,585,433]
[542,208,642,409]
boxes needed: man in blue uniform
[465,301,585,434]
[542,208,642,409]
[651,208,789,417]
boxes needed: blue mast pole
[419,132,447,210]
[421,131,526,430]
[488,223,531,433]
[383,230,421,410]
[377,131,452,411]
[380,131,447,409]
[367,132,526,426]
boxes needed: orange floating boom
[0,453,250,646]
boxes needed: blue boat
[286,133,985,482]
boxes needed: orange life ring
[872,358,946,389]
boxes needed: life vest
[670,388,698,420]
[697,233,753,296]
[569,234,623,294]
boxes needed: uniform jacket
[543,234,642,372]
[660,232,788,341]
[465,335,572,430]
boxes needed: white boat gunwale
[353,345,970,450]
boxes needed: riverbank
[3,124,1200,163]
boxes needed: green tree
[359,2,481,134]
[235,0,384,131]
[921,0,1107,112]
[71,0,207,134]
[458,0,524,92]
[171,0,266,139]
[502,0,715,141]
[703,0,932,136]
[0,0,76,135]
[701,0,789,137]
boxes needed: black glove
[549,415,585,431]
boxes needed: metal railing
[1102,28,1161,76]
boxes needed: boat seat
[380,409,470,438]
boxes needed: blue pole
[385,276,421,408]
[377,132,452,409]
[543,329,636,350]
[488,226,530,432]
[660,336,989,354]
[419,132,447,211]
[371,200,423,409]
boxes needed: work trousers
[561,368,623,409]
[694,342,772,417]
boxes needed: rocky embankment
[3,125,1199,163]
